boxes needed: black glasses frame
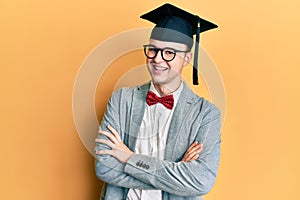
[143,44,190,62]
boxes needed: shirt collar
[149,81,183,102]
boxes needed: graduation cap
[140,3,218,85]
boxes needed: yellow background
[1,0,300,199]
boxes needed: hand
[95,125,134,164]
[181,141,203,162]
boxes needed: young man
[95,3,221,200]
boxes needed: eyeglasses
[143,44,190,62]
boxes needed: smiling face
[146,39,192,91]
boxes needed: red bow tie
[146,91,174,109]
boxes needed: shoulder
[110,82,150,102]
[181,82,220,116]
[196,96,220,115]
[194,97,221,126]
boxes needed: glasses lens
[162,48,176,61]
[144,46,157,58]
[144,45,177,62]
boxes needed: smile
[153,65,168,71]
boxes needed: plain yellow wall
[1,0,300,199]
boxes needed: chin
[151,78,163,84]
[150,74,166,82]
[151,78,165,85]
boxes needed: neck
[153,81,182,97]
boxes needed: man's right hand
[181,141,203,162]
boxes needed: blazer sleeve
[123,105,221,196]
[95,89,155,190]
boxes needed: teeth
[154,66,167,70]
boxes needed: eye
[164,49,175,55]
[148,47,157,52]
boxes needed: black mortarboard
[140,3,218,85]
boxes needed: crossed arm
[94,90,221,196]
[95,118,220,196]
[95,115,220,196]
[96,125,203,164]
[94,125,203,192]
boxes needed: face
[145,39,192,89]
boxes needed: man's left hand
[95,125,134,164]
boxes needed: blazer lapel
[127,82,150,151]
[164,82,197,160]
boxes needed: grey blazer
[95,82,221,200]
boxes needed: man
[95,3,221,200]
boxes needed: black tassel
[193,16,201,85]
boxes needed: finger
[107,125,122,141]
[186,144,202,155]
[181,142,199,162]
[99,130,118,144]
[198,143,203,152]
[189,153,199,161]
[186,149,201,162]
[95,138,115,149]
[185,144,203,161]
[186,141,198,152]
[96,149,114,156]
[184,150,199,161]
[181,155,188,162]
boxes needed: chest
[124,101,204,161]
[134,104,175,158]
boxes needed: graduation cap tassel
[193,16,201,85]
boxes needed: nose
[153,50,164,63]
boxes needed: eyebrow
[147,44,190,52]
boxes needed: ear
[183,52,192,66]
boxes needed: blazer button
[136,160,142,167]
